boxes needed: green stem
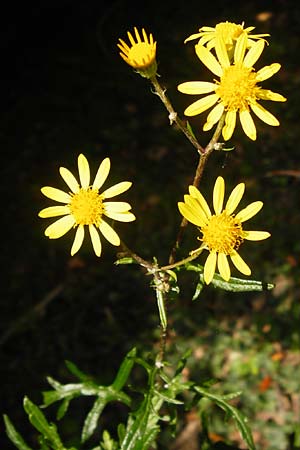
[150,76,205,154]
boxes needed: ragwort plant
[4,21,286,450]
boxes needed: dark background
[1,0,300,448]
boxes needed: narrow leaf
[81,396,107,443]
[3,415,33,450]
[195,387,256,450]
[114,257,137,265]
[192,280,204,300]
[112,347,136,391]
[56,398,70,420]
[23,397,64,449]
[156,289,167,330]
[65,360,92,381]
[186,263,273,292]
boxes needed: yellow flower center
[201,211,244,254]
[128,43,155,68]
[216,65,259,111]
[215,22,244,46]
[69,188,104,226]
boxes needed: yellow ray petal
[256,63,281,82]
[59,168,80,193]
[217,253,231,281]
[177,81,216,95]
[93,157,111,190]
[259,89,286,102]
[99,220,120,246]
[41,187,71,203]
[250,103,279,126]
[89,224,102,256]
[234,33,247,64]
[195,44,223,77]
[39,205,70,218]
[127,31,135,46]
[236,201,263,222]
[184,94,219,117]
[243,230,270,240]
[45,215,75,239]
[222,110,236,141]
[134,27,141,43]
[117,38,130,52]
[102,181,132,199]
[203,103,225,130]
[243,39,265,67]
[104,201,132,213]
[213,176,225,214]
[184,32,202,43]
[215,37,230,68]
[239,110,257,140]
[178,202,206,227]
[225,182,245,215]
[188,186,212,219]
[71,225,85,256]
[204,251,217,284]
[104,211,136,222]
[78,154,90,189]
[230,250,251,275]
[184,196,209,224]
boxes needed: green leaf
[175,349,192,376]
[186,121,197,140]
[56,398,70,420]
[156,289,167,331]
[43,378,99,407]
[153,390,184,405]
[165,269,177,282]
[65,360,92,381]
[99,430,118,450]
[186,263,273,292]
[192,280,204,300]
[120,367,159,450]
[23,397,65,449]
[195,387,256,450]
[112,347,136,391]
[114,257,137,265]
[81,396,107,443]
[3,415,33,450]
[81,388,131,443]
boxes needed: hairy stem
[168,114,225,264]
[150,76,204,154]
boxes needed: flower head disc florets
[201,211,244,254]
[178,33,286,141]
[39,154,135,257]
[217,65,259,111]
[117,27,157,78]
[178,177,270,284]
[69,188,104,226]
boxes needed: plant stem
[168,114,225,264]
[150,76,205,155]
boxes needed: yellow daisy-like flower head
[178,33,286,141]
[117,27,157,78]
[185,21,269,54]
[39,154,136,257]
[178,176,270,284]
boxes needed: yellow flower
[39,154,135,256]
[178,176,270,284]
[185,21,269,53]
[117,27,157,78]
[178,33,286,141]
